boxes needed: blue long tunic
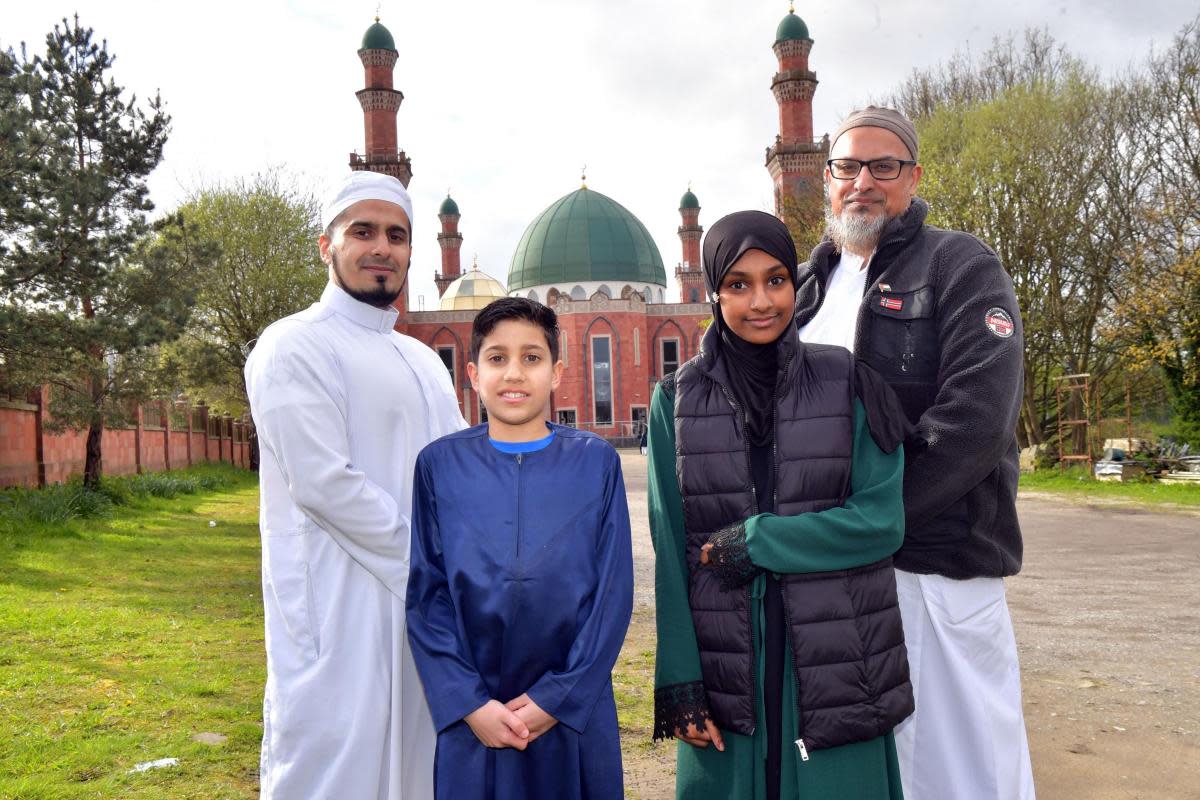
[406,423,634,800]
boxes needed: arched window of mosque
[689,287,700,302]
[436,346,455,383]
[597,284,612,299]
[547,288,561,304]
[591,335,614,426]
[644,286,653,302]
[528,290,539,303]
[657,288,665,303]
[621,285,634,300]
[570,285,587,300]
[661,339,680,377]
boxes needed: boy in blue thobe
[407,297,634,799]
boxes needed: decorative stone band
[357,49,399,67]
[774,38,813,59]
[772,79,818,103]
[356,88,403,112]
[766,148,827,176]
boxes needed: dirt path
[615,452,1200,799]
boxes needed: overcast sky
[5,1,1195,308]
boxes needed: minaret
[435,193,463,298]
[675,187,705,304]
[765,3,828,217]
[349,18,412,186]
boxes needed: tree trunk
[83,364,105,491]
[83,417,103,490]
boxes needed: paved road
[617,452,1200,799]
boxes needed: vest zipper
[772,345,809,758]
[515,453,523,557]
[778,587,807,761]
[713,381,758,732]
[714,383,756,506]
[772,345,796,514]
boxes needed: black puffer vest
[673,324,913,749]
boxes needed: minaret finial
[789,1,794,13]
[688,180,693,192]
[581,164,588,189]
[375,2,381,22]
[473,253,478,269]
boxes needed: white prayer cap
[321,171,413,232]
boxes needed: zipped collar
[320,281,400,334]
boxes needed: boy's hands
[464,700,530,750]
[504,694,558,743]
[461,695,558,750]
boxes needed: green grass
[614,608,657,753]
[0,464,264,799]
[1019,467,1200,507]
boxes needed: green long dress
[648,381,907,800]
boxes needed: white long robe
[246,282,466,799]
[798,258,1035,799]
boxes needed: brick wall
[0,389,253,488]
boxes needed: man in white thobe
[246,171,466,799]
[795,108,1036,799]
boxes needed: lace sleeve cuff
[707,522,759,590]
[653,681,710,742]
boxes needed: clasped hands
[464,693,557,750]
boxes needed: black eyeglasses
[826,158,916,181]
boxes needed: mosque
[349,7,828,435]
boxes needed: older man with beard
[795,107,1036,800]
[246,171,466,799]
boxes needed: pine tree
[0,16,202,488]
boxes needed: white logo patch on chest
[984,308,1015,338]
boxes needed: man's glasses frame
[826,158,917,181]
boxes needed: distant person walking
[245,171,465,799]
[795,106,1036,799]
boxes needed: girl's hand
[676,717,725,751]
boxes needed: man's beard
[824,199,891,255]
[330,246,406,308]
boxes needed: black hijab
[701,211,799,446]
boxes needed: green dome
[361,21,396,51]
[438,195,460,216]
[775,11,810,42]
[507,188,666,293]
[680,189,700,210]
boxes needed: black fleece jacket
[795,198,1024,579]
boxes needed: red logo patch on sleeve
[985,308,1015,338]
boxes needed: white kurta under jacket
[246,282,466,799]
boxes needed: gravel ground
[615,451,1200,800]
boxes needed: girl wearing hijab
[648,211,915,799]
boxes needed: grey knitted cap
[831,106,919,160]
